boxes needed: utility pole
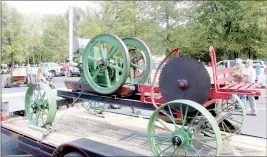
[68,6,73,63]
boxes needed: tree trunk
[32,53,35,64]
[223,48,228,60]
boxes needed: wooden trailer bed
[2,105,266,156]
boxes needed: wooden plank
[2,107,267,156]
[217,76,234,85]
[228,82,246,90]
[238,83,253,90]
[216,68,233,75]
[247,83,261,90]
[221,82,239,89]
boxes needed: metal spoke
[131,53,139,61]
[170,147,177,157]
[183,106,189,127]
[156,138,172,145]
[88,56,99,62]
[104,69,111,87]
[108,64,123,72]
[131,63,145,70]
[40,92,46,100]
[180,105,184,128]
[149,135,172,140]
[158,144,173,156]
[161,108,179,130]
[167,105,177,129]
[191,118,206,131]
[92,69,100,80]
[221,121,226,132]
[184,148,189,156]
[193,139,217,149]
[107,45,118,59]
[189,144,203,157]
[222,121,232,133]
[187,111,200,131]
[192,137,216,141]
[156,118,173,133]
[226,118,242,124]
[99,42,105,59]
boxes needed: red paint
[176,111,181,118]
[1,113,8,121]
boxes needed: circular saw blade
[159,56,211,108]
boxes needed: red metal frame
[209,46,265,99]
[137,46,265,112]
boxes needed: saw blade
[158,56,211,111]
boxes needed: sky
[4,1,100,15]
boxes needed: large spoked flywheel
[122,37,152,84]
[147,100,222,156]
[83,34,130,94]
[25,83,57,127]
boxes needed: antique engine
[65,34,152,95]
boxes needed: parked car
[38,62,63,77]
[66,66,81,77]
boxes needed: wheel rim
[147,100,222,156]
[83,101,108,115]
[24,83,57,127]
[83,34,130,94]
[205,94,245,139]
[122,37,152,84]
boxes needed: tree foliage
[1,1,266,65]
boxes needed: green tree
[2,2,26,64]
[39,15,68,63]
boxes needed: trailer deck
[2,104,266,156]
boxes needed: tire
[64,151,84,157]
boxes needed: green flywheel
[122,37,152,84]
[83,101,109,115]
[147,99,222,156]
[83,34,130,94]
[25,83,57,128]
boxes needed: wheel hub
[172,136,183,146]
[178,79,188,90]
[98,59,107,68]
[172,129,192,148]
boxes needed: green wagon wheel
[204,94,245,140]
[25,83,57,128]
[83,34,130,94]
[122,37,152,84]
[83,101,109,115]
[147,100,222,156]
